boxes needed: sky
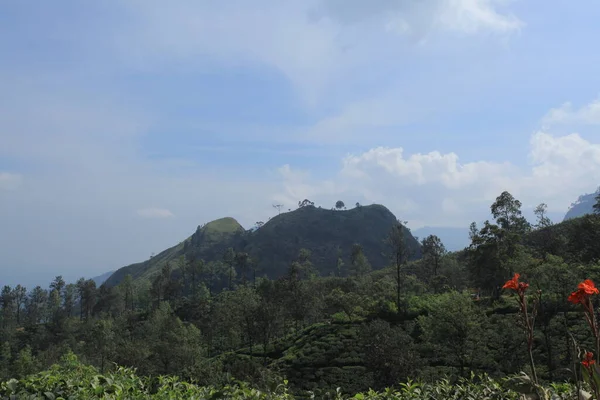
[2,0,600,288]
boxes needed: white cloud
[314,0,522,36]
[0,172,22,190]
[136,207,174,219]
[275,132,600,228]
[542,97,600,127]
[117,0,523,106]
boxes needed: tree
[0,286,14,329]
[361,319,419,389]
[13,285,26,324]
[534,203,553,229]
[235,252,250,284]
[350,244,371,277]
[150,264,177,306]
[272,204,284,215]
[80,280,97,320]
[336,247,345,277]
[298,199,314,208]
[223,247,236,290]
[421,235,446,278]
[355,202,361,208]
[63,283,77,317]
[49,276,66,298]
[255,221,264,229]
[121,274,135,311]
[26,286,48,325]
[90,319,115,373]
[335,200,345,210]
[386,221,413,312]
[490,191,531,234]
[468,191,531,298]
[418,292,488,377]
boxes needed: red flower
[569,290,586,305]
[583,351,595,368]
[579,280,599,295]
[503,273,520,290]
[503,273,528,294]
[569,280,599,305]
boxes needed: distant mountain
[564,190,599,221]
[91,270,115,287]
[104,204,421,288]
[411,226,471,252]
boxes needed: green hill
[104,217,245,287]
[104,204,421,287]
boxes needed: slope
[564,190,599,220]
[104,217,245,287]
[244,204,420,278]
[104,204,421,288]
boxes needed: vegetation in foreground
[0,352,578,399]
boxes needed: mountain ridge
[564,190,599,221]
[104,204,421,288]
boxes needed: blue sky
[2,0,600,287]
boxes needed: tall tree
[386,221,413,312]
[421,235,446,278]
[49,276,66,298]
[150,263,177,307]
[13,285,26,325]
[0,286,14,329]
[350,244,371,277]
[223,248,236,290]
[121,274,135,311]
[534,203,553,229]
[26,286,48,325]
[336,247,345,277]
[335,200,345,210]
[235,252,250,284]
[63,283,77,317]
[80,280,97,320]
[468,191,530,297]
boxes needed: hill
[90,270,114,286]
[104,217,245,287]
[564,189,598,220]
[104,204,421,287]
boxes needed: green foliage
[0,355,579,400]
[106,204,421,289]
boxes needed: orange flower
[569,279,599,304]
[569,290,586,305]
[579,280,599,295]
[583,351,595,368]
[503,273,528,294]
[502,273,520,291]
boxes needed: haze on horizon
[2,0,600,287]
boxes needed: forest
[3,190,600,399]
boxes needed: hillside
[104,217,245,287]
[90,270,114,286]
[564,190,598,220]
[105,204,421,287]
